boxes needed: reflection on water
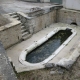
[26,29,72,63]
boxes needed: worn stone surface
[6,23,80,72]
[0,41,17,80]
[57,8,80,26]
[27,10,57,33]
[28,9,44,17]
[45,63,55,68]
[17,56,80,80]
[17,9,57,34]
[57,41,80,69]
[0,14,22,49]
[0,24,22,49]
[0,0,62,14]
[0,15,10,26]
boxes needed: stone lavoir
[19,27,76,70]
[26,28,72,63]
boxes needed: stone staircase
[9,13,31,40]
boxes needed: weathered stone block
[57,8,80,26]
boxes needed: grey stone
[45,63,55,68]
[0,42,17,80]
[50,71,56,75]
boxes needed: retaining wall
[0,14,21,49]
[57,8,80,26]
[17,9,57,34]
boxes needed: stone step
[21,26,25,29]
[11,15,18,18]
[14,17,20,20]
[9,12,17,16]
[22,32,29,37]
[9,13,20,20]
[22,34,32,40]
[21,29,27,33]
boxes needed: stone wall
[57,8,80,26]
[63,0,80,11]
[17,9,56,34]
[17,5,63,34]
[0,24,21,49]
[0,14,22,49]
[27,10,57,33]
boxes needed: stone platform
[6,23,80,73]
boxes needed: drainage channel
[26,29,72,63]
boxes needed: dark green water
[26,29,72,63]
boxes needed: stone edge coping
[0,14,21,32]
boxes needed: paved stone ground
[0,41,17,80]
[0,0,60,14]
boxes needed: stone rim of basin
[19,27,77,67]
